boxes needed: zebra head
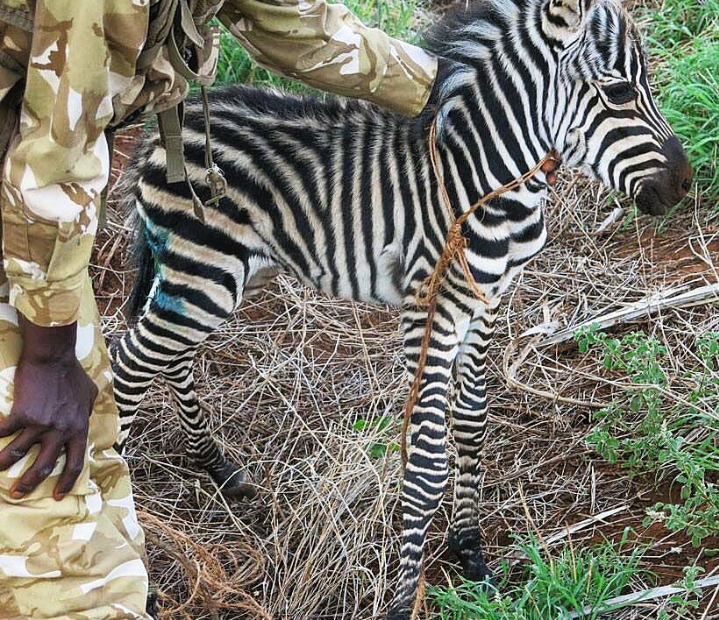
[549,0,692,215]
[430,0,692,216]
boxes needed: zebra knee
[402,456,449,514]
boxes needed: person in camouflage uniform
[0,1,437,618]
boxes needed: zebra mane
[423,0,524,63]
[425,0,635,70]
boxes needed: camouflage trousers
[0,265,150,620]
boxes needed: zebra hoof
[208,462,256,499]
[386,606,411,620]
[463,555,498,589]
[448,531,498,588]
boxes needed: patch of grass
[654,39,719,202]
[430,532,647,620]
[642,0,719,52]
[575,326,719,547]
[214,0,424,91]
[642,0,719,203]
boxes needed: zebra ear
[544,0,595,34]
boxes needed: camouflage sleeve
[217,0,438,117]
[0,0,147,327]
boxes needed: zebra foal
[113,0,691,616]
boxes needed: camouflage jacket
[0,0,436,328]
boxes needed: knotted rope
[400,119,558,468]
[400,116,558,620]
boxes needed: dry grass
[93,91,719,620]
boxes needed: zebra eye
[603,82,637,105]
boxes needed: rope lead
[402,118,557,468]
[401,115,558,620]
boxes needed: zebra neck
[427,116,550,224]
[418,66,555,221]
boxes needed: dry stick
[561,575,719,619]
[700,579,719,620]
[504,504,629,567]
[502,336,608,409]
[503,283,719,409]
[528,282,719,348]
[542,504,629,546]
[401,116,556,619]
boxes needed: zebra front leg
[448,306,497,585]
[387,304,461,620]
[162,353,255,498]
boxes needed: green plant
[644,426,719,547]
[575,325,719,546]
[657,566,705,620]
[430,532,646,620]
[353,415,400,458]
[642,0,719,203]
[576,326,668,470]
[642,0,719,52]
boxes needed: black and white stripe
[112,0,689,617]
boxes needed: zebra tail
[116,122,159,321]
[127,218,155,321]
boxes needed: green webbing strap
[0,5,33,32]
[98,130,114,230]
[156,102,206,222]
[154,0,225,222]
[157,104,185,184]
[178,0,204,48]
[167,28,203,83]
[137,0,179,71]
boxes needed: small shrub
[353,415,401,458]
[575,325,719,546]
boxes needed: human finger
[0,414,22,438]
[11,434,63,498]
[0,428,41,471]
[53,437,86,501]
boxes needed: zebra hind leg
[162,353,256,499]
[112,242,256,498]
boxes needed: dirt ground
[94,78,719,619]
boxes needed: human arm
[0,0,146,497]
[217,0,438,116]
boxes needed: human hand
[0,315,97,500]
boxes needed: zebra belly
[277,241,406,308]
